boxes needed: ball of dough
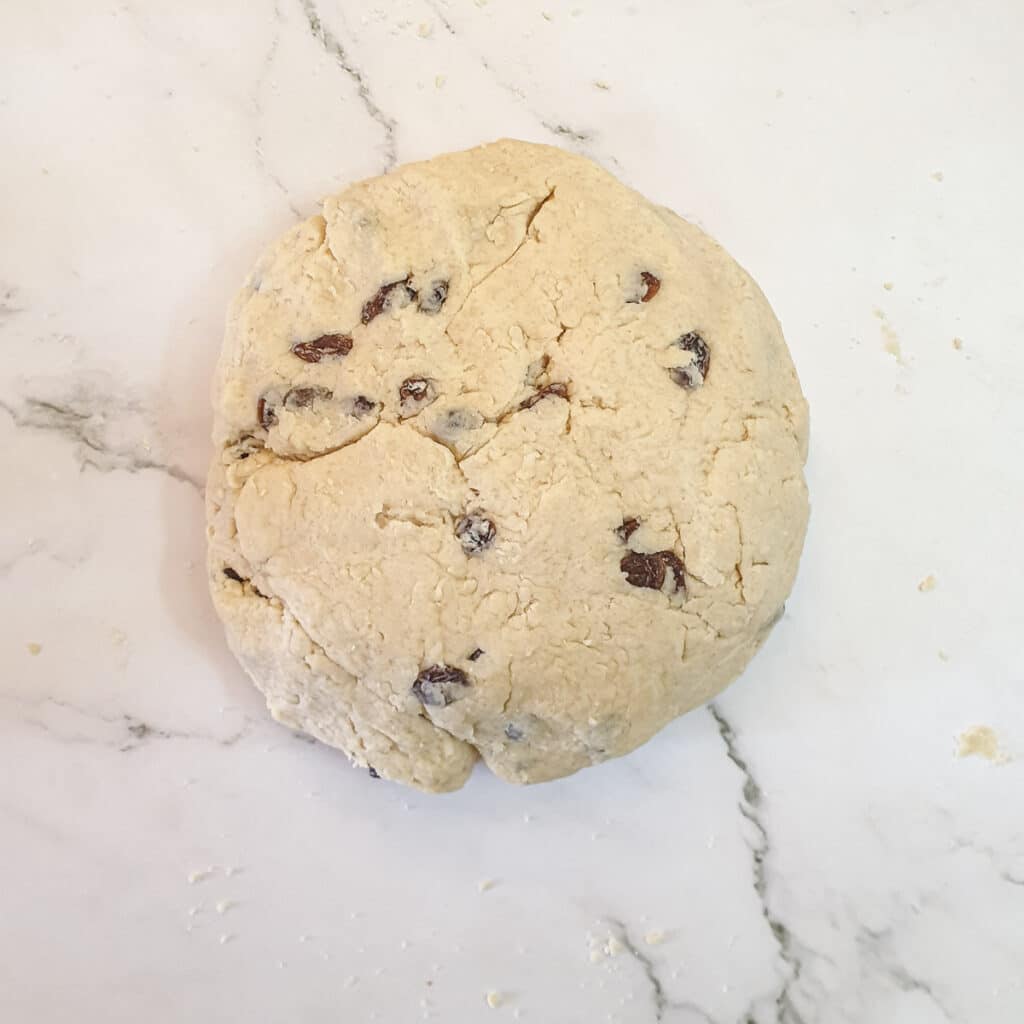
[206,140,809,793]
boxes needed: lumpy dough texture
[206,140,810,793]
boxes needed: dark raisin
[350,395,378,417]
[519,381,569,410]
[399,376,437,414]
[223,567,245,583]
[232,434,262,460]
[468,647,485,662]
[257,395,277,429]
[367,766,380,779]
[439,408,483,434]
[620,550,686,595]
[417,279,449,314]
[615,517,640,542]
[669,331,710,389]
[455,514,496,555]
[361,277,416,325]
[284,385,333,410]
[412,664,471,708]
[640,271,661,302]
[669,366,700,389]
[505,723,524,741]
[291,333,353,363]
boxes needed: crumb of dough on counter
[956,725,1010,764]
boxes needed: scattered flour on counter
[215,900,236,914]
[952,336,964,350]
[644,930,667,945]
[956,725,1010,764]
[917,574,938,592]
[187,867,215,884]
[27,642,42,656]
[873,308,907,365]
[485,991,503,1009]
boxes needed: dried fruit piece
[468,648,485,662]
[505,723,524,741]
[639,271,661,302]
[615,518,640,542]
[669,331,710,389]
[519,381,569,410]
[620,550,686,595]
[417,279,449,314]
[444,409,477,429]
[223,567,245,583]
[455,514,496,555]
[257,395,277,430]
[290,333,353,363]
[368,766,380,779]
[232,435,262,460]
[348,395,378,417]
[284,385,333,410]
[398,376,437,415]
[627,270,661,304]
[361,277,416,324]
[412,665,471,707]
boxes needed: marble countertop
[2,2,1022,1021]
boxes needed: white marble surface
[2,1,1022,1021]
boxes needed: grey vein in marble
[606,917,717,1023]
[1,285,24,318]
[4,693,252,752]
[708,703,808,1024]
[422,0,597,156]
[298,0,397,170]
[253,2,303,218]
[856,927,956,1023]
[541,122,594,145]
[0,396,203,493]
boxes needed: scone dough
[206,140,809,792]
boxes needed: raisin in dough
[206,139,809,793]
